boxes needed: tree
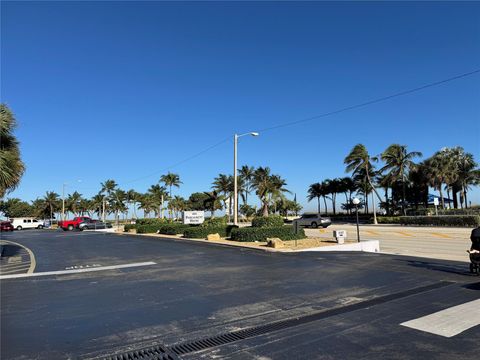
[424,151,450,209]
[168,195,187,219]
[252,167,289,216]
[66,191,83,217]
[238,165,255,205]
[0,104,25,198]
[138,194,156,218]
[186,192,211,212]
[43,191,60,223]
[381,144,422,215]
[212,174,234,220]
[0,198,33,218]
[203,191,223,217]
[126,189,140,219]
[307,183,323,214]
[148,184,168,218]
[32,198,50,219]
[344,144,381,224]
[160,172,182,218]
[100,179,118,220]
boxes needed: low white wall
[297,240,380,253]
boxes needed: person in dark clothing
[470,227,480,251]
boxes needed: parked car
[0,221,14,232]
[78,219,112,231]
[58,216,92,231]
[293,213,331,228]
[10,217,45,230]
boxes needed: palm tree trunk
[317,197,320,215]
[464,185,468,209]
[439,186,445,209]
[323,196,328,215]
[384,187,389,216]
[332,193,336,215]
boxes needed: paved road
[1,230,479,359]
[305,224,472,262]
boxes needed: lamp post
[233,132,259,225]
[352,197,360,242]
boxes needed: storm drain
[102,344,179,360]
[101,281,452,359]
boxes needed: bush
[136,218,173,226]
[136,224,164,234]
[201,216,228,227]
[252,215,284,228]
[124,224,136,232]
[183,225,238,239]
[399,215,480,227]
[377,217,402,224]
[158,224,191,235]
[230,226,305,242]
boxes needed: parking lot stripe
[0,261,156,280]
[400,299,480,337]
[364,230,380,236]
[0,240,35,273]
[394,231,414,237]
[430,232,453,239]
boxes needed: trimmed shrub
[399,215,480,227]
[136,218,173,226]
[252,215,284,228]
[201,216,228,227]
[230,226,305,242]
[158,224,191,235]
[377,217,402,224]
[136,224,164,234]
[124,224,136,232]
[183,225,238,239]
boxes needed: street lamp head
[250,132,259,137]
[352,197,360,205]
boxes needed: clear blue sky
[2,1,480,212]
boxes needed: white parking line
[0,261,156,280]
[401,299,480,337]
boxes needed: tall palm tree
[148,184,168,218]
[238,165,255,205]
[90,194,104,219]
[456,153,479,208]
[43,191,60,223]
[100,179,117,221]
[344,144,381,224]
[138,194,156,218]
[380,144,422,215]
[424,153,449,209]
[126,189,140,219]
[252,167,289,217]
[0,104,25,197]
[66,191,83,217]
[160,172,182,218]
[307,183,323,214]
[212,174,234,220]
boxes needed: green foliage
[201,216,228,227]
[377,216,402,224]
[135,222,189,234]
[399,215,480,227]
[0,198,33,218]
[136,218,173,225]
[183,225,238,239]
[124,224,136,232]
[230,226,305,242]
[186,192,211,211]
[252,215,284,228]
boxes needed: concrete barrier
[297,240,380,253]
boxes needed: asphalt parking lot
[1,229,479,359]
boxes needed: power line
[258,69,480,133]
[119,68,480,186]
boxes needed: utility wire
[258,69,480,133]
[119,68,480,186]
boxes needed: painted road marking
[364,230,380,236]
[0,240,36,274]
[401,299,480,337]
[430,232,453,239]
[394,231,414,237]
[0,261,156,280]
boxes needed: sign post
[433,197,439,216]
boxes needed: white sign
[183,211,205,224]
[433,198,439,206]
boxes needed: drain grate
[102,344,179,360]
[170,281,452,355]
[101,281,452,358]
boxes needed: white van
[10,218,45,230]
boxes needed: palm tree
[424,153,449,209]
[307,183,323,214]
[111,189,127,225]
[148,184,168,218]
[138,194,156,218]
[344,144,381,224]
[252,167,289,216]
[100,179,118,221]
[90,194,104,219]
[381,144,422,215]
[66,191,83,217]
[238,165,255,205]
[168,195,187,219]
[0,104,25,197]
[160,172,182,218]
[203,191,223,218]
[126,189,140,220]
[43,191,60,224]
[456,153,479,208]
[212,174,234,220]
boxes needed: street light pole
[62,183,66,221]
[233,132,259,226]
[353,197,360,242]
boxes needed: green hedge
[124,224,136,232]
[230,226,305,242]
[201,216,228,227]
[377,217,402,224]
[183,225,238,239]
[136,218,174,225]
[136,223,191,234]
[252,215,284,228]
[399,215,480,227]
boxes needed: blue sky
[2,1,480,212]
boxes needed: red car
[58,216,92,231]
[0,221,14,232]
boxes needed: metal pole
[356,205,360,243]
[62,183,66,221]
[233,134,238,225]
